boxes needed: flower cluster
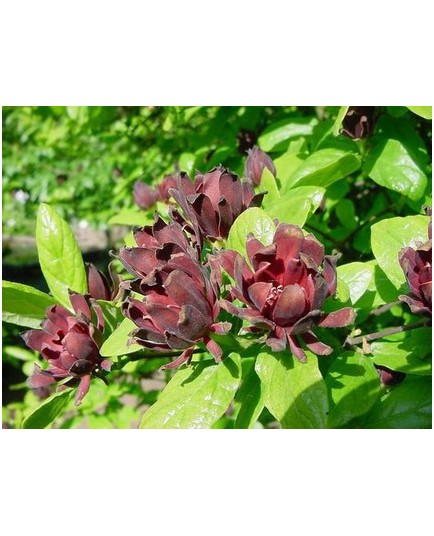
[22,292,111,405]
[398,210,432,317]
[217,223,355,362]
[118,216,230,368]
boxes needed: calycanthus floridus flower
[398,211,432,317]
[216,223,355,362]
[22,292,111,405]
[169,166,264,242]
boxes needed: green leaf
[226,207,275,259]
[2,280,57,328]
[274,140,306,184]
[282,149,361,191]
[108,209,155,226]
[362,377,432,429]
[365,138,427,200]
[178,152,196,175]
[22,389,74,429]
[370,328,432,376]
[258,117,317,152]
[140,354,242,429]
[335,199,357,231]
[36,203,87,308]
[234,359,264,429]
[100,317,142,357]
[371,215,430,288]
[336,262,375,305]
[255,350,328,428]
[258,167,280,208]
[264,185,325,227]
[332,106,350,136]
[325,351,381,428]
[406,106,432,120]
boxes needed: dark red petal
[190,193,220,238]
[301,331,333,355]
[63,332,99,361]
[273,284,307,325]
[75,375,91,406]
[204,337,223,362]
[274,224,304,262]
[220,300,274,329]
[164,270,211,318]
[86,263,111,301]
[248,282,273,312]
[21,330,49,352]
[28,365,56,388]
[290,310,323,335]
[287,334,307,363]
[323,255,338,296]
[201,167,223,206]
[162,347,195,369]
[69,292,92,321]
[59,350,77,371]
[302,235,325,265]
[119,247,159,278]
[177,304,211,340]
[318,308,355,328]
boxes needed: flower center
[266,284,283,306]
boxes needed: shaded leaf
[22,389,74,429]
[100,317,142,357]
[227,207,275,258]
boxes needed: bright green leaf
[370,328,432,376]
[255,350,328,429]
[108,209,155,226]
[264,185,325,227]
[258,167,280,208]
[226,208,275,259]
[140,354,242,429]
[332,106,350,136]
[407,106,432,120]
[365,139,427,200]
[325,351,381,428]
[36,203,87,308]
[2,280,57,328]
[371,215,430,288]
[100,317,142,357]
[282,149,361,191]
[337,262,375,305]
[179,152,196,175]
[362,377,432,429]
[258,117,317,152]
[22,389,74,429]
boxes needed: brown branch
[344,320,429,347]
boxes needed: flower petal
[301,331,333,356]
[318,308,355,328]
[273,285,307,325]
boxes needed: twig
[344,320,429,347]
[370,301,401,316]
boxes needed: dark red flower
[217,223,355,362]
[341,106,376,139]
[244,145,276,186]
[133,180,158,210]
[169,166,264,242]
[22,293,111,405]
[376,365,406,387]
[117,214,199,280]
[156,174,177,202]
[85,262,123,302]
[399,240,432,317]
[122,253,230,369]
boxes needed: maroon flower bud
[341,106,376,139]
[122,253,230,369]
[156,174,177,202]
[217,223,355,362]
[133,180,158,210]
[376,365,406,387]
[85,262,123,302]
[117,214,199,280]
[169,166,264,242]
[399,239,432,317]
[22,293,111,406]
[244,145,277,186]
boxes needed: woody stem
[344,319,429,347]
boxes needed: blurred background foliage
[3,105,309,235]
